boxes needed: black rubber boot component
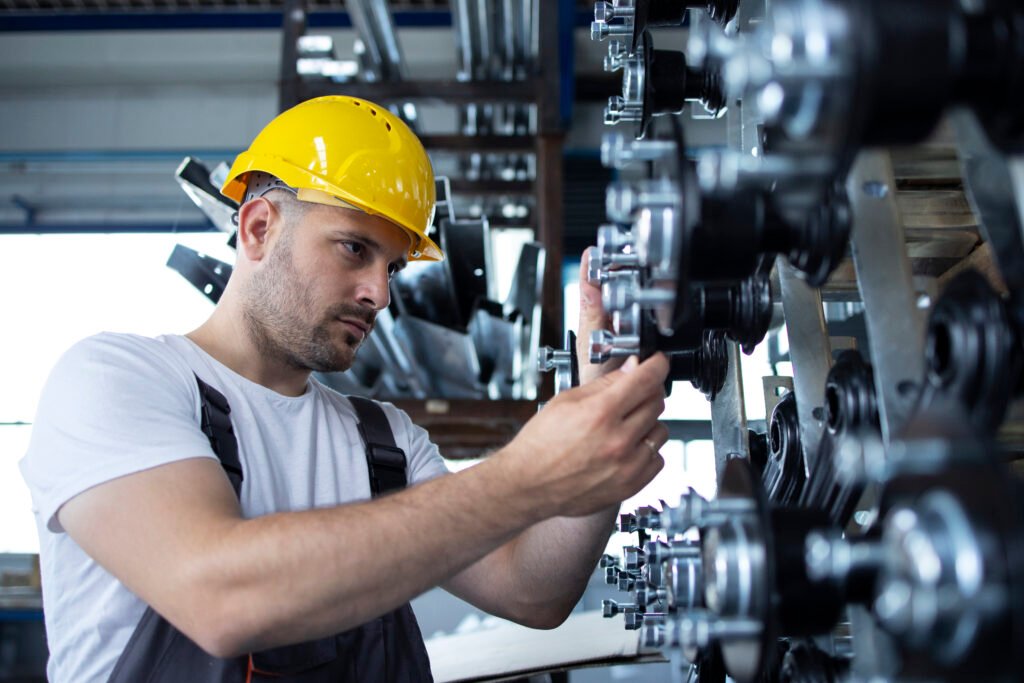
[748,429,769,478]
[763,391,806,505]
[662,275,773,353]
[923,269,1024,434]
[688,188,847,298]
[668,330,728,400]
[778,641,847,683]
[958,3,1024,153]
[800,349,878,525]
[838,0,1024,163]
[631,0,739,51]
[770,507,846,637]
[694,644,727,683]
[825,350,880,437]
[765,185,852,288]
[721,274,773,354]
[637,31,727,138]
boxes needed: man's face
[243,201,411,373]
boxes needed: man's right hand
[496,352,670,519]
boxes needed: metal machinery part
[589,0,1024,681]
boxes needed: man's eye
[342,241,364,256]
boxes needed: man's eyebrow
[331,230,407,270]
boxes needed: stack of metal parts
[540,0,1024,680]
[171,162,545,400]
[453,0,537,175]
[296,0,539,223]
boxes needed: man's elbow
[185,605,255,659]
[509,603,574,630]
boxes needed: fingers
[621,436,666,497]
[620,396,667,443]
[602,353,670,416]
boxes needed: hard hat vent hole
[385,122,392,132]
[353,101,360,106]
[370,109,377,116]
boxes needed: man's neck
[187,305,311,398]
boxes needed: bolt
[605,96,642,124]
[635,581,667,608]
[606,182,637,223]
[603,276,674,314]
[589,329,639,363]
[624,545,646,571]
[624,611,643,630]
[591,19,632,42]
[602,132,677,169]
[602,599,638,618]
[597,222,634,256]
[605,566,620,585]
[536,346,570,373]
[636,505,662,530]
[594,1,635,22]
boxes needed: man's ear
[236,198,276,262]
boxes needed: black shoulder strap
[194,376,406,499]
[348,396,408,497]
[195,374,243,497]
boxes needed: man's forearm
[501,506,619,621]
[188,452,546,656]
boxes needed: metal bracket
[710,341,750,486]
[847,150,927,444]
[761,375,794,419]
[777,258,832,480]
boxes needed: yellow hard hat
[222,96,443,261]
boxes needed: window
[0,231,234,553]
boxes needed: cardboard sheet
[425,610,667,682]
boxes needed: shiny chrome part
[536,345,573,395]
[589,328,640,363]
[601,131,678,169]
[662,489,757,534]
[591,18,633,42]
[605,95,644,125]
[666,556,705,611]
[874,492,1006,665]
[642,612,764,650]
[696,148,836,194]
[645,539,702,564]
[702,515,768,618]
[604,39,629,72]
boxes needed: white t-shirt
[19,332,450,683]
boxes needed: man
[20,96,670,682]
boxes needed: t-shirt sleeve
[381,403,450,485]
[19,333,218,533]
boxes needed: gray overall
[107,376,434,682]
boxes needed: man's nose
[356,263,392,311]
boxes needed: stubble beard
[242,234,373,374]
